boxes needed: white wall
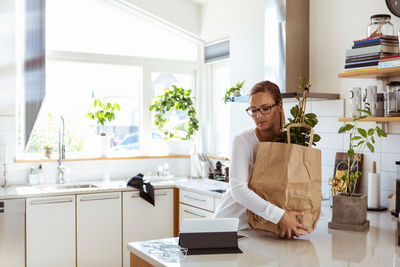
[0,0,17,169]
[201,0,265,92]
[309,0,399,206]
[310,0,400,108]
[125,0,202,36]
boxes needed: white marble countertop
[0,177,228,199]
[127,201,400,267]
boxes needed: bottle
[38,164,45,185]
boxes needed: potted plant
[43,144,53,159]
[86,99,120,156]
[276,76,321,146]
[222,81,245,104]
[150,85,199,155]
[328,109,387,231]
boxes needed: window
[210,62,230,157]
[20,0,200,158]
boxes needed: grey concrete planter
[328,193,370,232]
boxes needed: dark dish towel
[127,173,155,206]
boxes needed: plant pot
[165,139,193,155]
[44,147,53,159]
[99,135,110,157]
[328,193,370,232]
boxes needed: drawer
[215,196,222,211]
[179,203,214,228]
[179,189,214,212]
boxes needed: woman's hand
[278,210,309,239]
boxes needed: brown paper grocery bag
[246,123,322,235]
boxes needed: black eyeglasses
[246,103,278,117]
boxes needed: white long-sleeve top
[213,129,285,230]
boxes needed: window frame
[208,59,230,157]
[17,0,205,159]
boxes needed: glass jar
[367,14,394,37]
[385,81,399,115]
[397,87,400,113]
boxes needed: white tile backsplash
[321,149,338,167]
[381,134,400,153]
[380,171,396,191]
[314,117,343,133]
[311,99,344,117]
[321,164,334,181]
[315,133,343,150]
[387,122,400,134]
[362,152,382,172]
[381,153,400,173]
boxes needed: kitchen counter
[0,177,228,199]
[127,201,400,267]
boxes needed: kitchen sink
[34,183,98,190]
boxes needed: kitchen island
[127,201,400,267]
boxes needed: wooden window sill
[14,154,229,163]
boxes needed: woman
[214,80,308,238]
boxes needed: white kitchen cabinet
[77,192,122,267]
[179,189,214,212]
[178,189,224,231]
[122,189,174,267]
[179,203,214,222]
[26,195,76,267]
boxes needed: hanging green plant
[275,76,321,146]
[222,80,245,104]
[150,85,199,140]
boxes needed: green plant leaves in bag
[313,134,321,143]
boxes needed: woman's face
[249,92,282,131]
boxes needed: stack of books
[344,35,399,72]
[378,55,400,69]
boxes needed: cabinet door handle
[30,198,74,205]
[80,195,120,202]
[183,194,206,202]
[131,192,168,198]
[183,209,206,218]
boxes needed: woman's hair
[249,80,282,104]
[249,80,285,129]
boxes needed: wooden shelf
[339,117,400,122]
[338,67,400,79]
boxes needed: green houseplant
[275,76,321,146]
[328,108,387,232]
[86,99,120,136]
[150,85,199,154]
[337,109,387,196]
[86,99,120,156]
[150,85,199,140]
[43,144,53,159]
[222,81,245,104]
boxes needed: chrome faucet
[57,116,66,184]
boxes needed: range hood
[264,0,339,100]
